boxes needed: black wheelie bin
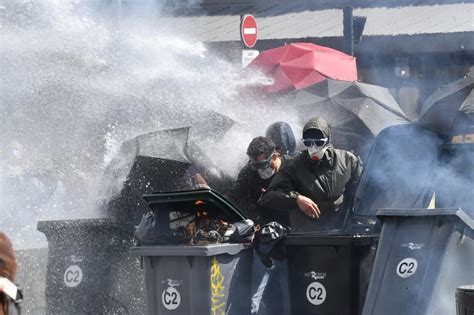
[131,189,253,315]
[285,233,378,315]
[362,208,474,315]
[37,219,145,314]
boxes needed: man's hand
[193,173,210,189]
[296,195,320,219]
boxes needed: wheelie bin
[37,219,145,314]
[284,233,378,315]
[362,208,474,315]
[131,189,253,315]
[456,285,474,315]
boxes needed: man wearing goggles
[225,136,291,315]
[226,136,290,226]
[259,117,362,232]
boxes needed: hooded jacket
[259,118,362,232]
[265,122,297,156]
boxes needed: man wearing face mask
[226,136,290,227]
[225,136,291,315]
[259,117,362,232]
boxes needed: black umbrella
[187,110,236,142]
[418,75,474,136]
[280,79,410,153]
[102,127,193,225]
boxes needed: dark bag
[228,219,255,243]
[254,222,291,267]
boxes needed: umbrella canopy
[460,89,474,120]
[185,110,236,142]
[280,79,410,153]
[418,75,474,136]
[247,42,357,93]
[102,127,193,224]
[102,115,239,225]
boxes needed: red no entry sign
[241,15,258,48]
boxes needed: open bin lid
[376,208,474,230]
[142,188,248,222]
[37,218,120,238]
[352,124,442,218]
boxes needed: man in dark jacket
[260,117,362,232]
[226,136,290,226]
[226,136,290,315]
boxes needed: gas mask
[308,144,329,161]
[302,137,329,161]
[257,166,275,179]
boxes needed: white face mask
[308,144,328,161]
[257,166,275,179]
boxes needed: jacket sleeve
[344,152,363,208]
[258,165,298,212]
[350,153,363,184]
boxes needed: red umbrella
[247,42,357,93]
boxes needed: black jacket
[225,156,290,226]
[259,118,362,232]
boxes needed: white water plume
[0,0,299,248]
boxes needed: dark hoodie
[259,117,362,232]
[265,122,297,156]
[225,156,291,226]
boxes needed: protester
[225,136,290,315]
[0,232,17,315]
[225,136,289,226]
[260,117,362,232]
[265,121,298,156]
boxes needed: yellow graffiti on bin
[210,257,226,315]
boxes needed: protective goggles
[249,151,274,171]
[302,138,328,147]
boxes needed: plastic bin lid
[130,243,251,257]
[142,188,248,221]
[376,208,474,230]
[37,218,119,233]
[284,233,378,246]
[457,285,474,292]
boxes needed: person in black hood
[259,117,362,232]
[265,121,298,156]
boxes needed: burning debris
[134,193,255,246]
